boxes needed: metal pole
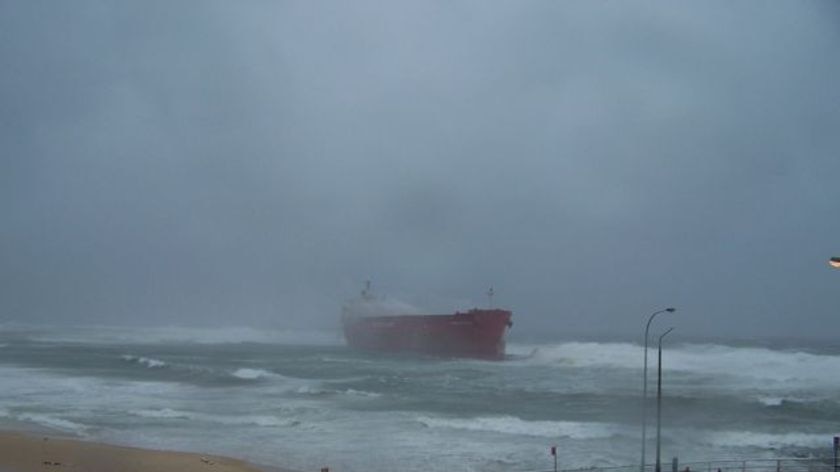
[656,327,674,472]
[642,308,675,472]
[833,436,838,472]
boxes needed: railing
[547,458,836,472]
[679,458,835,472]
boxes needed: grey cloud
[1,1,839,338]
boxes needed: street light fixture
[641,308,676,472]
[830,257,840,268]
[655,327,675,472]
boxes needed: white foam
[508,342,642,369]
[295,385,327,395]
[0,365,183,400]
[415,415,621,439]
[666,344,838,382]
[239,415,292,427]
[756,396,785,406]
[127,407,308,429]
[129,408,193,419]
[753,394,822,406]
[344,389,382,398]
[17,413,87,434]
[705,430,830,449]
[508,341,840,389]
[121,355,167,368]
[231,368,276,380]
[198,412,301,428]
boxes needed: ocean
[0,325,838,472]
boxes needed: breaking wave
[344,389,382,398]
[129,408,193,419]
[508,342,642,369]
[231,368,277,380]
[128,408,304,429]
[508,342,840,386]
[121,354,167,368]
[118,356,308,386]
[756,396,785,407]
[294,385,382,398]
[416,415,622,439]
[704,431,830,449]
[17,413,88,435]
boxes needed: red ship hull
[342,309,512,360]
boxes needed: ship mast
[487,287,494,308]
[362,280,373,301]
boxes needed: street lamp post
[641,308,676,472]
[656,327,674,472]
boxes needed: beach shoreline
[0,430,294,472]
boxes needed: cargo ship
[341,282,513,359]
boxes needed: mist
[2,1,839,339]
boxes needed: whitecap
[129,408,193,419]
[18,413,87,434]
[296,385,328,395]
[756,396,785,406]
[121,354,167,368]
[242,415,289,427]
[231,368,276,380]
[194,412,301,428]
[344,389,382,398]
[705,430,830,449]
[507,341,840,389]
[507,342,643,369]
[415,415,622,439]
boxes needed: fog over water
[2,1,840,339]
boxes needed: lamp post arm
[658,327,674,345]
[644,310,667,344]
[641,308,673,472]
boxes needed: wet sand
[0,432,287,472]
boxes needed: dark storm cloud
[2,1,839,337]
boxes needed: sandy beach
[0,432,282,472]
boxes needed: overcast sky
[2,1,839,338]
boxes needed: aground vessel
[341,282,513,359]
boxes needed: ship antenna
[487,287,494,309]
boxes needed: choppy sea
[0,325,838,472]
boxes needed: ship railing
[519,458,836,472]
